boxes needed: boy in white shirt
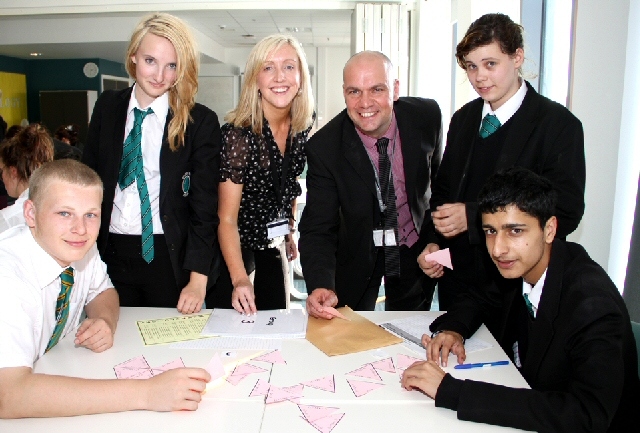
[0,159,210,419]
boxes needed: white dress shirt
[0,226,112,367]
[0,188,28,233]
[522,268,547,318]
[109,84,168,235]
[480,78,528,129]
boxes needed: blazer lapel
[453,100,483,200]
[342,119,377,199]
[111,88,132,184]
[495,81,540,171]
[159,110,178,209]
[521,239,565,379]
[396,106,420,209]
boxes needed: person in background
[0,123,54,232]
[55,123,84,153]
[300,51,441,317]
[403,168,639,432]
[0,159,210,419]
[418,13,585,314]
[211,34,314,315]
[83,13,221,315]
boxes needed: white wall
[609,0,640,290]
[316,46,351,129]
[568,0,630,272]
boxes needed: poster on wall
[0,71,28,128]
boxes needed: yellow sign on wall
[0,72,28,129]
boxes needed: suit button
[162,215,168,222]
[170,244,176,251]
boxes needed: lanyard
[365,129,399,213]
[267,133,293,216]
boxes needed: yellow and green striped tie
[45,267,74,353]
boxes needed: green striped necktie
[479,113,501,138]
[45,267,74,353]
[118,107,155,263]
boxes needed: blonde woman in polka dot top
[213,34,315,314]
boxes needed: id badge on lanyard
[266,133,292,240]
[373,229,397,246]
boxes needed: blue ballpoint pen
[454,360,510,369]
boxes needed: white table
[0,308,528,432]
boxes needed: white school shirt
[0,225,113,368]
[109,85,168,235]
[0,188,28,234]
[480,79,528,130]
[522,268,547,318]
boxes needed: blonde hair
[225,34,314,135]
[126,13,199,151]
[29,160,103,207]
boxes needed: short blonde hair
[225,34,314,135]
[29,160,103,207]
[126,13,199,151]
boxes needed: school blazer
[83,87,221,289]
[299,97,442,307]
[430,81,585,245]
[430,239,640,432]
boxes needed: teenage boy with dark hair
[402,168,639,432]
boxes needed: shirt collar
[356,112,398,151]
[481,78,527,126]
[21,226,69,289]
[522,268,547,318]
[128,84,170,120]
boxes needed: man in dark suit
[299,51,442,316]
[402,168,639,432]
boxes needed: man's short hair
[478,167,557,229]
[29,159,103,207]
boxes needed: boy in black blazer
[403,168,639,432]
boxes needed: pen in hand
[454,360,510,370]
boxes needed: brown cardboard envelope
[306,306,402,356]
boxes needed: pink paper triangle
[297,404,340,422]
[151,358,185,375]
[323,306,350,321]
[205,353,226,381]
[252,350,287,365]
[396,354,424,370]
[249,378,271,397]
[308,412,345,433]
[226,373,249,386]
[346,379,385,397]
[345,363,382,381]
[424,248,453,269]
[301,375,336,393]
[265,384,304,404]
[114,355,152,379]
[231,363,269,376]
[371,357,396,373]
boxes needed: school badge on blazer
[182,172,191,197]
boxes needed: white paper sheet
[201,308,308,339]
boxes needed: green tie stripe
[479,113,501,138]
[523,292,535,317]
[45,267,74,353]
[118,107,155,263]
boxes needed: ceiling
[0,8,354,65]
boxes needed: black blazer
[430,81,585,245]
[299,97,442,307]
[83,87,221,289]
[430,239,640,432]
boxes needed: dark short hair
[456,13,524,70]
[478,168,557,229]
